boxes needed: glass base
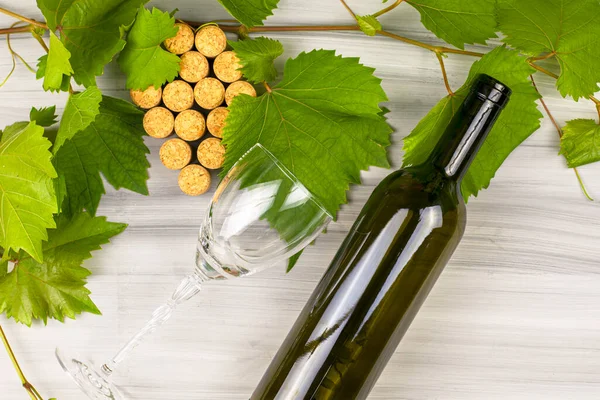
[56,348,125,400]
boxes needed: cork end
[194,78,225,110]
[160,138,192,170]
[179,51,210,83]
[225,81,257,106]
[143,107,174,138]
[195,25,227,58]
[163,80,195,112]
[164,23,195,55]
[214,51,243,83]
[178,164,212,196]
[207,107,229,138]
[131,86,163,109]
[197,138,225,169]
[175,109,206,141]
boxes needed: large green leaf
[405,0,497,49]
[36,0,147,87]
[118,7,181,90]
[560,119,600,168]
[0,122,57,262]
[53,86,102,153]
[498,0,600,100]
[54,96,150,216]
[228,37,284,84]
[222,50,392,216]
[402,47,543,200]
[0,212,126,325]
[217,0,279,27]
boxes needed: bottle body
[252,169,465,400]
[252,75,511,400]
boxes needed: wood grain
[1,1,600,399]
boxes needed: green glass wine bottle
[251,74,512,400]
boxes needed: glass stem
[100,272,204,376]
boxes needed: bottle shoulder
[377,167,463,211]
[353,167,466,237]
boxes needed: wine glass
[56,143,332,400]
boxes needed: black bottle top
[427,74,512,181]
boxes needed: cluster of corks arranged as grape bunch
[131,23,257,196]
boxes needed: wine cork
[197,137,225,169]
[174,109,206,141]
[160,138,192,170]
[162,80,194,112]
[178,164,211,196]
[213,51,243,83]
[130,86,162,109]
[195,25,227,58]
[164,23,195,54]
[143,107,174,139]
[207,107,229,138]
[225,81,257,106]
[194,78,225,110]
[179,51,209,83]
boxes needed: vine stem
[528,60,559,79]
[0,25,31,35]
[32,31,49,53]
[339,0,357,18]
[436,52,454,96]
[263,81,273,93]
[530,75,594,201]
[0,7,47,29]
[589,96,600,122]
[0,325,43,400]
[373,0,404,18]
[216,24,362,33]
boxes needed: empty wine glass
[56,143,332,400]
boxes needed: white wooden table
[2,1,600,399]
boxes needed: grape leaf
[497,0,600,100]
[36,55,70,93]
[0,122,57,262]
[405,0,497,49]
[222,50,392,216]
[53,86,102,153]
[217,0,279,27]
[30,106,58,127]
[402,46,542,200]
[36,0,146,87]
[118,7,181,90]
[357,15,382,37]
[54,96,150,217]
[0,212,126,325]
[43,31,73,91]
[228,37,284,83]
[560,119,600,168]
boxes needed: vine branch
[0,325,44,400]
[589,96,600,122]
[436,53,454,96]
[530,75,593,201]
[263,81,273,93]
[0,7,47,29]
[0,25,32,35]
[339,0,357,19]
[373,0,404,18]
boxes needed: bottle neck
[426,91,504,182]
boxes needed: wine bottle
[251,74,511,400]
